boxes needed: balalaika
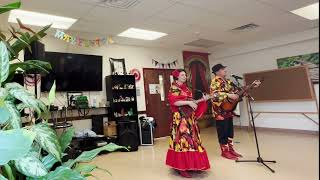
[179,94,215,118]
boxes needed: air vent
[231,23,259,31]
[184,39,223,48]
[98,0,141,9]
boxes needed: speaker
[118,121,139,151]
[24,41,45,73]
[91,115,104,135]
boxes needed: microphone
[231,74,243,80]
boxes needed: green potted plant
[0,1,126,179]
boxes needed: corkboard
[244,66,315,101]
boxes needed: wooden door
[143,68,173,138]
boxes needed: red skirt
[165,111,210,171]
[166,149,210,171]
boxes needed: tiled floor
[89,127,319,180]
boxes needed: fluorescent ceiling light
[118,28,167,40]
[291,2,319,20]
[8,10,77,29]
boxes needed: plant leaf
[16,102,28,111]
[59,127,75,152]
[9,60,52,80]
[0,87,10,125]
[5,59,51,84]
[3,164,14,180]
[41,151,69,171]
[9,28,32,52]
[10,24,51,58]
[0,1,21,14]
[14,152,48,178]
[62,159,74,168]
[0,107,10,125]
[0,174,8,180]
[31,123,62,161]
[82,173,97,179]
[96,167,112,176]
[48,80,56,105]
[74,164,112,176]
[0,41,10,84]
[74,164,97,174]
[5,82,47,118]
[39,166,85,180]
[41,154,58,171]
[16,18,36,34]
[1,41,17,61]
[0,129,35,165]
[4,100,21,129]
[67,143,127,168]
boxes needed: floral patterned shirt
[210,76,237,120]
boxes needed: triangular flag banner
[152,59,178,68]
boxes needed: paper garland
[54,29,114,48]
[152,59,178,69]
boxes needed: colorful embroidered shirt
[168,82,207,118]
[210,76,237,120]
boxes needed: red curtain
[189,63,209,93]
[197,63,209,92]
[190,63,198,94]
[183,51,210,95]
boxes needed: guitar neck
[238,83,256,97]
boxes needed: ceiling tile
[19,0,95,19]
[136,17,191,34]
[155,3,214,25]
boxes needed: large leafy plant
[0,1,126,179]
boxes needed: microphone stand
[234,79,277,173]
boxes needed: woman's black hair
[173,69,187,80]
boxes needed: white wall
[36,36,185,112]
[209,28,319,131]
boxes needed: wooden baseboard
[234,125,319,135]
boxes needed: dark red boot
[220,144,238,160]
[228,140,243,158]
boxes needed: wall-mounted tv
[41,52,103,92]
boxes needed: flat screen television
[41,52,103,92]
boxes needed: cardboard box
[104,121,117,137]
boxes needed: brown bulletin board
[244,66,315,101]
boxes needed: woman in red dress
[166,69,211,178]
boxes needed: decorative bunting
[54,29,114,48]
[152,59,178,69]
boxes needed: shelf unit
[105,75,138,122]
[105,75,139,151]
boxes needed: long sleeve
[210,77,235,120]
[168,85,187,106]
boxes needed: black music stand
[232,77,276,173]
[235,95,276,173]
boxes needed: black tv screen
[41,52,103,92]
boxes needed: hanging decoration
[130,68,141,81]
[54,29,114,48]
[152,59,178,69]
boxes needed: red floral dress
[165,82,211,171]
